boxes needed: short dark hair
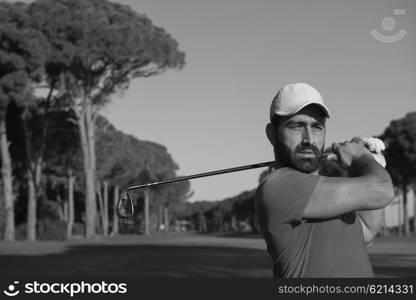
[271,115,281,131]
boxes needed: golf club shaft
[126,152,337,192]
[126,161,275,191]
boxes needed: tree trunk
[66,171,75,239]
[413,188,416,237]
[89,108,97,233]
[96,180,104,233]
[156,204,162,231]
[403,185,410,236]
[231,215,237,232]
[144,188,150,235]
[397,195,402,236]
[199,211,207,232]
[111,185,119,236]
[57,194,64,221]
[0,117,14,242]
[22,117,45,242]
[63,200,68,222]
[23,81,55,239]
[75,103,96,238]
[164,206,169,232]
[26,168,37,241]
[103,180,109,236]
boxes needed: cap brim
[275,101,330,119]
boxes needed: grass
[0,233,415,278]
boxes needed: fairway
[1,233,415,278]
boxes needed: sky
[14,0,413,202]
[98,0,416,202]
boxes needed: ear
[266,123,277,146]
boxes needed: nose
[301,126,314,146]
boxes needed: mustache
[295,145,322,157]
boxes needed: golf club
[116,160,275,218]
[116,152,339,218]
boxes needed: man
[255,83,394,277]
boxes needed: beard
[275,141,324,173]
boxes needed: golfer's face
[276,106,326,173]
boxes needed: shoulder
[256,167,321,226]
[256,167,321,206]
[260,167,317,189]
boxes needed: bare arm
[357,209,384,247]
[303,142,394,219]
[349,149,387,247]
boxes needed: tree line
[0,0,187,241]
[1,0,414,241]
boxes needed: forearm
[350,154,391,184]
[351,156,389,243]
[357,208,384,247]
[349,154,394,208]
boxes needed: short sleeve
[257,168,320,231]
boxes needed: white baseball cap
[270,83,330,121]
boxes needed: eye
[288,123,301,129]
[313,124,324,130]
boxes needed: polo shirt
[255,167,374,277]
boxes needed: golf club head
[116,190,134,218]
